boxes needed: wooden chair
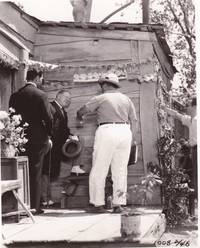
[1,180,35,223]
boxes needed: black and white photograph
[0,0,198,247]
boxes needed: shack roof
[5,1,177,73]
[39,21,177,73]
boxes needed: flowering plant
[0,108,28,155]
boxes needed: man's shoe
[112,206,124,213]
[42,200,55,207]
[71,166,86,175]
[88,205,108,213]
[34,209,44,215]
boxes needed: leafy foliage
[150,0,196,103]
[157,131,190,228]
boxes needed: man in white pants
[77,73,137,213]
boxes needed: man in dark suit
[9,69,53,214]
[43,90,73,179]
[41,90,82,206]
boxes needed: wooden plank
[140,82,159,176]
[0,33,20,59]
[63,197,90,209]
[43,80,140,95]
[69,215,121,242]
[0,241,158,248]
[153,41,174,80]
[138,41,155,75]
[3,213,112,243]
[0,3,36,51]
[2,208,165,247]
[34,38,134,64]
[36,26,157,42]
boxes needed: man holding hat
[42,90,85,206]
[77,72,137,213]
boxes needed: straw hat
[98,73,120,88]
[62,138,83,158]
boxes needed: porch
[2,206,165,248]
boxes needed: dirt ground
[157,216,198,247]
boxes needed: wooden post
[142,0,150,24]
[16,49,29,90]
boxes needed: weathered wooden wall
[0,2,38,52]
[0,67,14,110]
[34,26,161,205]
[42,79,141,175]
[0,2,37,110]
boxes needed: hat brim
[98,78,120,88]
[62,139,83,158]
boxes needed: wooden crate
[1,156,30,213]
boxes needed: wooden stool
[1,180,35,223]
[60,174,113,208]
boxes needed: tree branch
[166,0,186,35]
[100,0,135,24]
[177,0,192,38]
[166,0,194,58]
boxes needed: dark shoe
[87,205,108,213]
[33,209,44,215]
[112,206,124,213]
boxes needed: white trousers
[89,124,132,206]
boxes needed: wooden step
[121,209,166,244]
[2,207,166,247]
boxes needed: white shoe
[71,165,85,175]
[48,200,54,205]
[42,200,54,206]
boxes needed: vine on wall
[154,69,191,228]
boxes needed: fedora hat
[62,138,83,158]
[98,73,120,88]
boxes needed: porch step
[2,207,165,248]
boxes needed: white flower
[0,110,28,154]
[12,115,22,125]
[9,107,15,113]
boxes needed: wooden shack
[33,22,177,205]
[0,2,177,207]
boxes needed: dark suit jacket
[51,101,71,146]
[9,83,53,144]
[43,101,71,179]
